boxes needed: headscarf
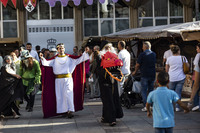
[3,55,16,72]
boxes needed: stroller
[120,74,143,109]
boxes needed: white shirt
[163,49,173,60]
[0,56,3,70]
[166,55,187,82]
[30,50,39,61]
[193,53,200,66]
[118,49,131,75]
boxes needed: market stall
[99,21,200,96]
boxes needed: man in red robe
[41,44,89,118]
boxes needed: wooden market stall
[85,21,200,96]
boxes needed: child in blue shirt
[146,71,189,133]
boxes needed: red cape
[41,54,86,118]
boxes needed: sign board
[27,19,75,54]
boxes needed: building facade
[0,0,197,54]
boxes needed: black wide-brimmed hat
[100,40,109,50]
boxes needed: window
[139,0,183,27]
[40,0,50,19]
[84,20,98,36]
[138,0,153,27]
[154,0,168,17]
[2,5,17,38]
[27,0,73,20]
[169,0,183,24]
[28,7,37,20]
[84,0,129,37]
[64,6,73,19]
[52,2,61,19]
[115,2,129,32]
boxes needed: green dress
[19,59,41,95]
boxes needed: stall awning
[181,29,200,42]
[101,21,200,42]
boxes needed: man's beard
[100,47,117,56]
[22,58,33,70]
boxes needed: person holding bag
[165,45,189,112]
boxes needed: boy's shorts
[155,127,173,133]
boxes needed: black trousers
[23,86,35,108]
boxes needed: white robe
[41,52,89,113]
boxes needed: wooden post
[18,9,27,45]
[129,6,138,28]
[183,5,193,22]
[74,7,83,49]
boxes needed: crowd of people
[0,40,199,132]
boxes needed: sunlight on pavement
[84,101,102,106]
[2,122,74,129]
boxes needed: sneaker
[175,108,180,112]
[141,107,147,112]
[192,105,199,111]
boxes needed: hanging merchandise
[23,0,37,12]
[1,0,8,7]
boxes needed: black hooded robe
[0,67,24,115]
[97,59,124,123]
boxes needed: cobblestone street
[0,94,200,133]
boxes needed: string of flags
[0,0,37,12]
[0,0,131,12]
[45,0,131,7]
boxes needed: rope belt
[55,74,72,78]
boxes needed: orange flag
[1,0,9,7]
[11,0,17,8]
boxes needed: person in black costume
[97,41,123,126]
[0,55,24,119]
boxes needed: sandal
[109,122,116,126]
[67,111,74,118]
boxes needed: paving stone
[0,95,199,133]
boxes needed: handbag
[181,56,189,74]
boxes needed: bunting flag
[44,0,132,7]
[1,0,8,7]
[11,0,16,8]
[60,0,69,7]
[23,0,37,12]
[86,0,93,5]
[73,0,81,6]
